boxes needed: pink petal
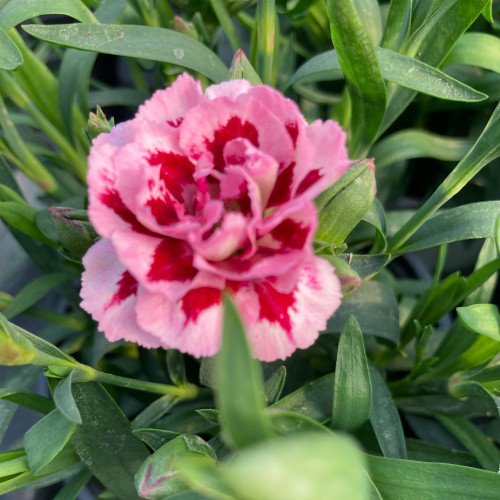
[180,95,294,174]
[135,287,223,357]
[137,73,205,127]
[111,231,197,301]
[293,119,350,199]
[80,239,161,347]
[205,79,252,101]
[232,257,342,361]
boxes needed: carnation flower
[80,73,350,361]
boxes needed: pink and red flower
[80,73,350,361]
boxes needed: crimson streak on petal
[148,238,197,282]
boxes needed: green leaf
[131,394,179,429]
[0,388,54,414]
[2,272,75,319]
[457,304,500,341]
[52,468,93,500]
[135,435,216,499]
[0,201,52,244]
[215,297,273,448]
[405,438,478,467]
[286,47,487,102]
[327,281,400,344]
[0,0,97,30]
[0,26,22,70]
[315,159,376,246]
[382,0,489,131]
[369,365,407,459]
[436,415,500,472]
[332,316,372,431]
[0,365,41,446]
[380,0,412,50]
[209,0,241,52]
[53,369,82,425]
[256,0,276,85]
[71,383,149,500]
[396,394,496,418]
[354,0,383,46]
[0,445,81,494]
[396,202,500,254]
[132,428,180,451]
[326,0,386,157]
[270,373,334,423]
[58,0,128,138]
[371,130,474,170]
[368,454,500,499]
[24,410,76,475]
[388,103,500,254]
[444,33,500,73]
[264,366,286,405]
[0,453,29,477]
[178,433,369,500]
[166,349,187,386]
[336,254,390,279]
[23,23,228,83]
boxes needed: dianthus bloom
[80,74,350,361]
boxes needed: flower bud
[85,106,114,141]
[173,16,198,39]
[49,207,99,260]
[135,435,216,499]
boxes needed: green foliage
[0,0,499,498]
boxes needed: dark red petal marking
[270,218,310,250]
[206,116,259,171]
[267,162,294,208]
[100,189,155,235]
[296,169,322,195]
[181,287,222,323]
[256,282,295,335]
[106,271,138,310]
[285,121,299,147]
[148,151,195,203]
[148,238,197,282]
[167,117,183,128]
[146,196,179,226]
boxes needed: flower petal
[232,257,342,361]
[135,287,223,357]
[137,72,204,127]
[80,239,161,347]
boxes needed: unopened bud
[49,207,99,260]
[85,106,114,141]
[173,16,198,39]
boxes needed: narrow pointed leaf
[326,0,386,156]
[286,48,487,102]
[371,130,473,169]
[0,0,97,30]
[24,410,76,475]
[0,26,22,70]
[54,369,82,424]
[216,297,273,448]
[381,0,412,50]
[368,455,500,499]
[444,33,500,73]
[332,316,372,431]
[457,304,500,341]
[71,383,149,500]
[369,365,407,459]
[23,23,228,83]
[436,415,500,472]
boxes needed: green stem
[89,369,199,398]
[257,0,276,85]
[387,103,500,254]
